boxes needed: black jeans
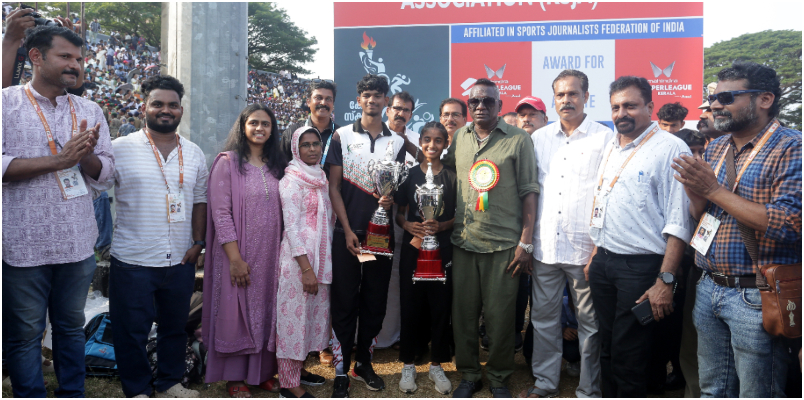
[588,248,663,398]
[330,231,393,375]
[398,234,453,364]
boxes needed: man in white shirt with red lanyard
[522,69,613,398]
[586,76,691,397]
[99,75,208,398]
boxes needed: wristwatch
[193,240,206,248]
[518,241,534,254]
[658,271,676,285]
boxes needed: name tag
[55,166,88,200]
[166,192,186,223]
[590,194,607,229]
[691,212,721,256]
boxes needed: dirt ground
[10,345,684,398]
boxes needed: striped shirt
[695,121,802,275]
[101,130,208,267]
[532,116,614,265]
[589,123,692,255]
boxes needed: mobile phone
[631,300,676,326]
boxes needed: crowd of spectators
[247,69,310,132]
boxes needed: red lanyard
[144,129,183,193]
[712,119,779,193]
[24,84,78,156]
[596,125,659,193]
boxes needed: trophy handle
[397,164,409,187]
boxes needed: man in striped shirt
[673,61,801,397]
[98,75,207,398]
[522,70,613,398]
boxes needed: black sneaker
[514,332,523,353]
[490,386,513,398]
[453,379,483,398]
[300,372,326,386]
[279,388,316,398]
[332,375,350,398]
[350,363,385,391]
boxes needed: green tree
[704,30,802,130]
[247,3,317,74]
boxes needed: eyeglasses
[299,141,322,149]
[467,96,498,110]
[707,90,764,106]
[392,106,412,114]
[440,112,464,119]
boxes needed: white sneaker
[155,383,199,398]
[133,395,149,398]
[429,365,452,395]
[398,365,418,394]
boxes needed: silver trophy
[413,162,447,282]
[362,142,409,256]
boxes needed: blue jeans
[93,191,113,250]
[694,273,789,397]
[2,256,96,398]
[108,257,194,397]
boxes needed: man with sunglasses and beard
[441,78,539,398]
[282,80,340,168]
[672,61,801,397]
[96,75,208,398]
[587,76,691,397]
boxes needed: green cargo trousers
[452,245,519,387]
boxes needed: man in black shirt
[282,79,339,165]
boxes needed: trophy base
[413,250,446,283]
[361,222,393,258]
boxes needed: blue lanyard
[321,120,334,167]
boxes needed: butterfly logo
[650,61,675,78]
[484,64,506,79]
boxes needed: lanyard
[596,125,659,193]
[321,120,334,167]
[24,84,78,156]
[144,129,183,193]
[712,119,779,193]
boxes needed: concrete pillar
[164,2,249,166]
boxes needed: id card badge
[166,192,186,223]
[691,212,721,256]
[55,166,88,200]
[590,194,608,229]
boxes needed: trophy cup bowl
[361,143,408,257]
[412,163,447,283]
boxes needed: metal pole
[66,3,70,19]
[80,3,86,43]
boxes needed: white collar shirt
[100,130,209,267]
[531,116,614,265]
[589,122,692,255]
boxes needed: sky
[278,0,803,80]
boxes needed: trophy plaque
[361,142,408,257]
[413,163,447,283]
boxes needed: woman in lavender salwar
[275,127,334,398]
[202,104,287,398]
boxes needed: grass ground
[6,345,684,398]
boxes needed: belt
[704,270,757,289]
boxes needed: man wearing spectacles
[438,98,467,142]
[672,61,801,398]
[385,91,421,163]
[281,79,340,166]
[442,78,539,398]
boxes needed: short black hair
[307,79,337,100]
[389,91,415,109]
[141,75,185,102]
[552,69,589,93]
[128,117,135,122]
[674,128,707,148]
[420,121,449,141]
[356,74,389,96]
[23,25,83,60]
[472,78,499,99]
[609,76,652,104]
[717,61,782,118]
[439,98,467,117]
[657,102,689,122]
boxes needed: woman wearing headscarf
[275,127,334,398]
[202,104,287,398]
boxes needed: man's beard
[713,101,758,133]
[146,114,181,133]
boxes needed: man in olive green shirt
[442,78,539,398]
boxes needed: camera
[20,4,57,26]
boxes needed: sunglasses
[707,90,764,106]
[467,96,499,110]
